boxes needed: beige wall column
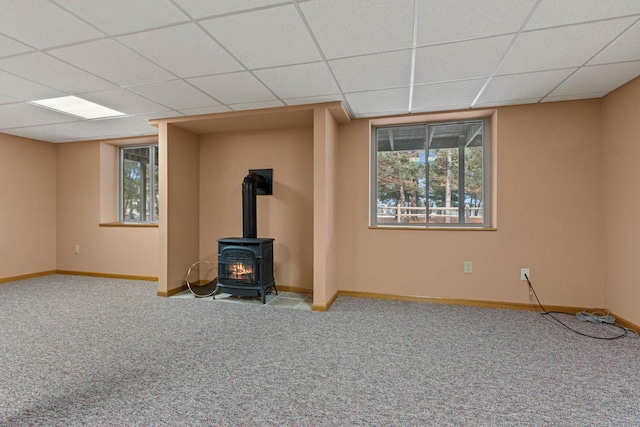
[158,123,200,296]
[312,107,339,310]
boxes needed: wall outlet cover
[464,261,472,274]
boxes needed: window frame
[118,144,159,224]
[371,117,491,229]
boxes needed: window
[119,145,158,223]
[372,118,490,228]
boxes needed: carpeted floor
[1,275,639,426]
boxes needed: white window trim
[371,117,491,229]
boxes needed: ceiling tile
[128,80,218,110]
[0,52,115,94]
[0,70,65,101]
[345,87,410,116]
[0,34,33,58]
[414,35,512,85]
[356,110,410,118]
[253,62,338,99]
[118,24,243,78]
[3,122,88,142]
[54,0,188,35]
[62,116,158,139]
[472,98,543,108]
[6,114,165,142]
[134,111,184,122]
[114,117,160,135]
[417,0,537,46]
[412,79,485,111]
[0,0,103,49]
[477,69,576,104]
[526,0,640,30]
[542,92,608,103]
[229,100,285,111]
[329,50,412,92]
[0,102,78,129]
[201,5,321,69]
[300,0,414,59]
[172,0,284,19]
[79,88,170,115]
[62,125,132,140]
[590,21,640,65]
[284,94,344,106]
[413,104,474,114]
[49,39,175,86]
[187,72,276,104]
[498,18,636,75]
[549,62,640,97]
[0,94,18,105]
[179,105,232,116]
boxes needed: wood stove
[214,169,277,304]
[217,237,275,303]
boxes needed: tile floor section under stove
[172,289,313,310]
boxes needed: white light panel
[30,96,126,119]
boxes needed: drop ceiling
[1,0,639,143]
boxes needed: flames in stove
[229,261,253,280]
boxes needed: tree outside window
[120,145,158,223]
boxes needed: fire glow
[229,262,253,280]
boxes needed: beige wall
[56,139,159,277]
[0,134,56,279]
[336,100,605,308]
[602,77,640,326]
[199,126,314,290]
[158,124,200,294]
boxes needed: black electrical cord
[525,274,627,340]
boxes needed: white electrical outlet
[464,261,472,274]
[74,245,80,254]
[521,268,530,281]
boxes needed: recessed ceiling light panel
[30,95,125,119]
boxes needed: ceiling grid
[0,0,638,142]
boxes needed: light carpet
[1,275,639,426]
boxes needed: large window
[372,119,490,228]
[119,145,158,223]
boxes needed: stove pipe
[242,171,271,238]
[242,173,260,238]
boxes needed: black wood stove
[214,169,277,304]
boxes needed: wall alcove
[151,102,350,310]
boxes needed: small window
[372,119,490,228]
[119,145,158,223]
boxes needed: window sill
[369,225,496,231]
[99,222,159,228]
